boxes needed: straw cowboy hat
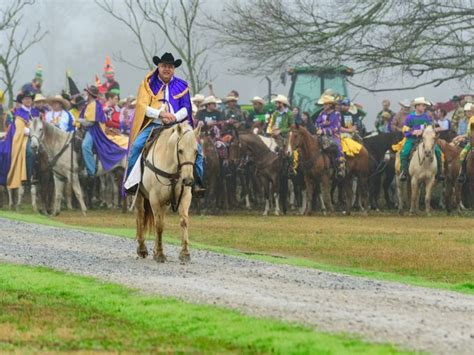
[317,95,336,105]
[223,95,238,103]
[192,94,205,103]
[34,93,46,103]
[47,94,71,109]
[272,94,290,106]
[250,96,265,105]
[412,97,431,106]
[464,102,473,111]
[203,96,218,105]
[348,103,358,115]
[399,99,411,108]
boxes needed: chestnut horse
[436,138,462,214]
[289,126,369,215]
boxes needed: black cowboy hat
[19,91,35,101]
[71,94,86,107]
[152,52,182,68]
[84,85,99,98]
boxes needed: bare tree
[213,0,474,92]
[0,0,47,108]
[96,0,212,93]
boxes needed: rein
[143,128,195,212]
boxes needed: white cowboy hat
[412,97,431,106]
[464,96,473,103]
[272,94,290,106]
[203,96,217,105]
[223,95,238,103]
[250,96,265,105]
[399,99,411,108]
[191,94,205,103]
[464,102,473,111]
[47,94,71,109]
[317,95,336,105]
[34,93,46,103]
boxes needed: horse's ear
[194,122,202,138]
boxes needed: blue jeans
[82,131,95,176]
[127,122,203,179]
[26,139,34,181]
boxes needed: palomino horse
[396,126,438,215]
[436,138,462,214]
[135,122,199,263]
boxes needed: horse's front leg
[71,174,87,216]
[135,193,148,258]
[52,176,65,216]
[321,173,334,214]
[178,187,192,263]
[409,177,419,215]
[150,195,166,263]
[425,176,436,216]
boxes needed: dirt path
[0,218,473,354]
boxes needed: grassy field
[2,209,473,293]
[0,263,407,354]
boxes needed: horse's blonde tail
[143,198,155,236]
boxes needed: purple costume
[315,110,345,162]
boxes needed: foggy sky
[4,0,471,129]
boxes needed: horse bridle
[143,128,196,212]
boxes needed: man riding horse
[124,52,204,195]
[399,97,443,181]
[458,102,474,183]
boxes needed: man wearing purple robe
[79,85,127,177]
[315,95,346,178]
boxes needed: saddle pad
[341,137,362,157]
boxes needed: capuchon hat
[152,52,182,68]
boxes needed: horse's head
[29,118,44,153]
[175,122,198,187]
[422,125,436,159]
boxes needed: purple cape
[81,100,127,171]
[0,108,31,186]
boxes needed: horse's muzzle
[182,177,194,187]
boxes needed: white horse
[135,122,199,263]
[29,118,127,216]
[396,126,438,215]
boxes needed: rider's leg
[195,142,204,180]
[400,138,413,179]
[335,137,346,178]
[25,139,34,182]
[458,144,470,183]
[434,144,444,180]
[126,124,156,176]
[82,131,95,176]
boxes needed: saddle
[142,126,166,163]
[319,135,339,156]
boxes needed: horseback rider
[79,85,127,178]
[267,94,293,138]
[125,52,204,195]
[45,95,75,132]
[0,91,36,188]
[248,96,269,128]
[399,97,444,181]
[339,98,363,142]
[391,99,411,133]
[457,102,474,183]
[375,99,394,133]
[315,94,345,178]
[223,95,244,123]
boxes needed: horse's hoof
[153,254,167,263]
[262,211,268,216]
[179,252,191,263]
[274,211,280,216]
[137,245,148,258]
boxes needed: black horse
[363,132,403,210]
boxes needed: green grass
[0,263,408,354]
[1,209,473,295]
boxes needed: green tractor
[283,65,354,114]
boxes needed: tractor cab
[284,65,353,114]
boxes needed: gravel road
[0,218,473,354]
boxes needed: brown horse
[228,132,282,215]
[289,126,370,215]
[198,132,220,213]
[466,125,474,208]
[437,138,462,214]
[288,126,333,215]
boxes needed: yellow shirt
[468,115,474,136]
